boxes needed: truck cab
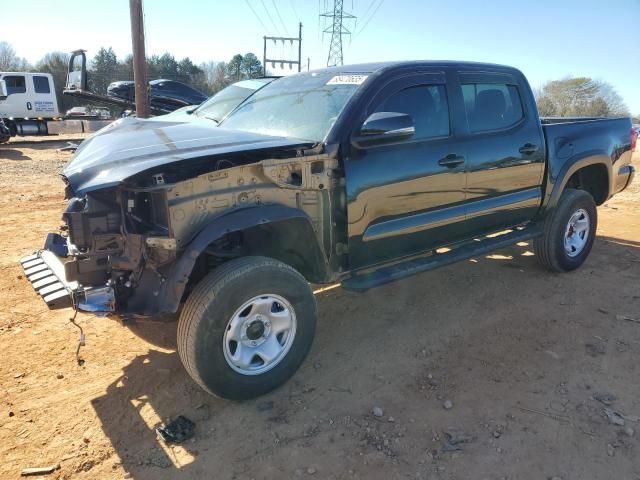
[0,72,60,137]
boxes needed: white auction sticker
[326,74,368,85]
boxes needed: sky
[3,0,639,114]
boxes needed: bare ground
[0,135,639,480]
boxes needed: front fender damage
[24,147,345,316]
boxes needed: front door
[344,72,468,270]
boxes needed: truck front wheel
[177,256,317,400]
[534,188,597,272]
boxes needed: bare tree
[211,62,231,94]
[535,77,629,117]
[0,41,29,70]
[199,61,229,95]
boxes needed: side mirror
[352,111,415,149]
[0,80,7,100]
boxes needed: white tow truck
[0,72,60,142]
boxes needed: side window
[374,84,449,139]
[461,83,523,133]
[33,76,51,94]
[4,76,26,95]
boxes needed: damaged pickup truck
[21,61,636,400]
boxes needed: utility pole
[298,22,302,73]
[320,0,356,67]
[129,0,150,118]
[263,22,302,74]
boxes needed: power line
[355,0,383,36]
[272,0,290,36]
[244,0,270,32]
[289,0,300,22]
[260,0,282,34]
[359,0,377,23]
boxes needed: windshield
[219,72,367,142]
[194,79,272,122]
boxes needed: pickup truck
[20,61,636,400]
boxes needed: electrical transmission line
[244,0,270,32]
[271,0,290,35]
[320,0,356,67]
[355,0,384,36]
[260,0,282,34]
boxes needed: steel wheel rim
[223,294,297,375]
[564,208,590,257]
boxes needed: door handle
[519,143,539,155]
[438,153,465,168]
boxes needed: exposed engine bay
[52,147,345,315]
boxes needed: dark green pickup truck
[21,61,636,399]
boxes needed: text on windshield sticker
[326,75,368,85]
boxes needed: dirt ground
[0,134,639,480]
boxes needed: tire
[177,256,317,400]
[534,188,597,272]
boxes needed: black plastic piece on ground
[156,416,195,443]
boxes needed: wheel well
[189,219,329,290]
[565,163,608,205]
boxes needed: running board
[341,226,542,292]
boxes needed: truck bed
[542,116,635,201]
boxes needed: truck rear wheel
[177,256,317,400]
[534,188,597,272]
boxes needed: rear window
[461,83,523,133]
[3,75,26,95]
[33,76,51,94]
[374,84,449,139]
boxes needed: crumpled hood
[63,116,310,195]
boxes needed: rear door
[345,71,468,269]
[454,71,545,235]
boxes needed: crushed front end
[20,184,175,315]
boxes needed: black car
[107,79,208,112]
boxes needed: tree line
[0,41,263,112]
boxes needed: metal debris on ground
[603,407,625,426]
[57,142,79,153]
[442,429,474,451]
[156,415,195,444]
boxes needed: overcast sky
[3,0,639,113]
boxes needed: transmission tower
[320,0,356,67]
